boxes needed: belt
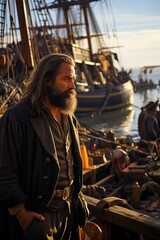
[52,185,73,200]
[46,185,74,211]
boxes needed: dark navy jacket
[0,101,83,239]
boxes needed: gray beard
[48,87,77,115]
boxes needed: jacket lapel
[30,116,57,159]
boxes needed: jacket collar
[28,104,79,158]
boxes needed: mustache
[65,88,76,97]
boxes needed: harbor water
[78,76,160,140]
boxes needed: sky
[106,0,160,70]
[4,0,160,73]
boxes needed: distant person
[137,101,154,139]
[110,146,130,179]
[138,100,160,141]
[128,140,151,164]
[137,140,150,154]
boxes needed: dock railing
[85,195,160,240]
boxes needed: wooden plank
[93,173,115,186]
[84,195,160,240]
[103,206,160,239]
[83,162,110,184]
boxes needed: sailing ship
[0,0,134,116]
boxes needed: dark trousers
[24,200,79,240]
[0,201,80,240]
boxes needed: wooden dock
[85,195,160,240]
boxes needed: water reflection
[78,88,159,138]
[135,88,159,106]
[79,106,136,136]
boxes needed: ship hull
[76,80,134,114]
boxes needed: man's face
[47,63,77,114]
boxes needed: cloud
[110,29,160,68]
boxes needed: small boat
[0,0,134,115]
[134,65,160,91]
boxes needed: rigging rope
[105,0,123,68]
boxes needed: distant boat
[0,0,134,115]
[134,65,160,91]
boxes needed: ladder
[32,0,60,55]
[0,0,6,46]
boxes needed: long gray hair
[23,53,75,114]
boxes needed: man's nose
[69,80,76,89]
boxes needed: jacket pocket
[24,218,48,240]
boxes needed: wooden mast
[15,0,34,69]
[46,0,95,60]
[63,6,73,44]
[82,3,93,60]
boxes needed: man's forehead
[63,69,76,76]
[58,64,75,74]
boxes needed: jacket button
[45,157,51,163]
[37,195,42,199]
[43,176,48,180]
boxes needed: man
[138,100,160,141]
[0,53,89,240]
[138,106,146,139]
[110,146,130,179]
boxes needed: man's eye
[65,77,75,82]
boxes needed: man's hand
[16,206,45,230]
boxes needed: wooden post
[15,0,34,69]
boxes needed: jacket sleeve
[0,110,28,207]
[145,117,158,140]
